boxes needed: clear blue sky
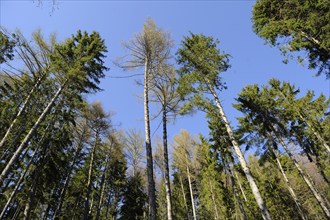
[1,0,329,149]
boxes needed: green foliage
[252,0,330,77]
[0,30,16,64]
[176,33,230,113]
[119,172,147,220]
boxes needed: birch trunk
[208,85,271,220]
[162,107,173,220]
[144,59,156,220]
[273,132,330,218]
[0,81,67,185]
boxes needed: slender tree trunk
[13,203,22,220]
[206,176,220,220]
[23,180,37,220]
[105,190,112,219]
[179,175,190,219]
[53,143,83,219]
[208,85,272,220]
[228,166,247,220]
[0,73,47,149]
[0,81,67,185]
[186,154,197,220]
[144,59,156,220]
[0,144,40,219]
[83,135,98,220]
[233,171,247,202]
[268,143,307,220]
[0,125,26,161]
[162,107,173,220]
[95,155,109,220]
[273,131,330,218]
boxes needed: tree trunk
[273,131,330,218]
[0,125,26,162]
[268,143,307,220]
[144,59,156,220]
[0,144,40,219]
[206,176,220,220]
[228,166,247,220]
[186,154,197,220]
[0,73,46,149]
[12,202,22,220]
[83,134,98,220]
[95,155,109,220]
[23,180,37,220]
[234,171,247,202]
[0,81,67,185]
[162,107,173,220]
[53,142,83,219]
[179,175,190,219]
[208,85,272,220]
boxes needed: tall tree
[83,102,110,220]
[176,33,272,220]
[0,30,108,187]
[119,18,172,220]
[173,130,198,220]
[150,64,179,220]
[252,0,330,78]
[235,82,330,218]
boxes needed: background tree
[119,18,172,220]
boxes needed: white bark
[208,85,271,220]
